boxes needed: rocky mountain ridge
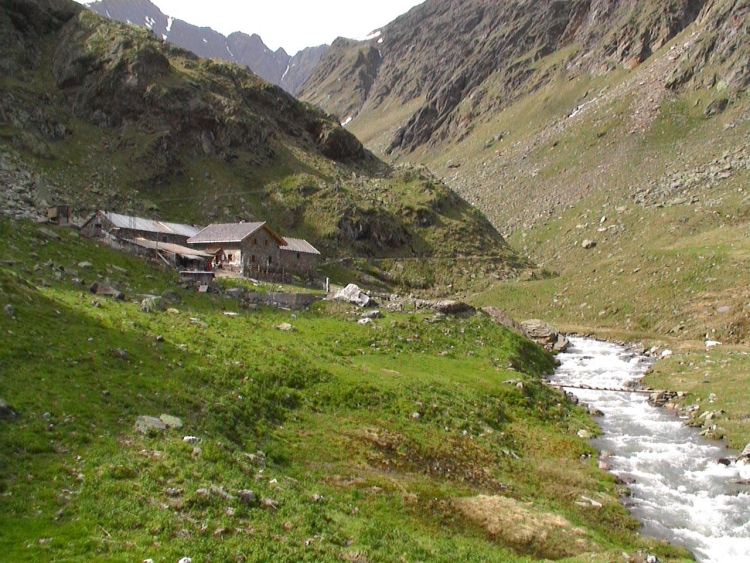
[84,0,327,94]
[299,0,748,154]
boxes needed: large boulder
[520,319,570,352]
[134,415,167,434]
[334,284,376,307]
[90,282,124,300]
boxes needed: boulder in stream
[519,319,570,352]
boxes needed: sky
[78,1,426,54]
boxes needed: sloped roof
[101,211,201,238]
[280,237,321,255]
[187,222,265,244]
[129,238,213,259]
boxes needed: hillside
[0,218,691,562]
[84,0,327,95]
[0,0,519,291]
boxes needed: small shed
[47,205,71,226]
[81,211,202,245]
[279,237,321,278]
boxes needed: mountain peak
[86,0,327,94]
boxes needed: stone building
[187,222,285,275]
[279,237,321,278]
[188,222,321,279]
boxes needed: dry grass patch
[453,494,597,559]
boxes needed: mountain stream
[553,337,750,562]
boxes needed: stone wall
[243,292,322,310]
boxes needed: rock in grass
[434,300,474,315]
[237,489,258,504]
[3,304,15,317]
[275,323,294,332]
[334,284,376,307]
[37,228,60,241]
[159,414,183,429]
[704,98,728,117]
[109,348,128,359]
[581,239,597,249]
[0,398,17,420]
[139,296,163,313]
[161,290,181,303]
[361,310,383,319]
[260,497,279,510]
[134,416,167,434]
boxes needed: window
[253,238,257,245]
[296,253,301,260]
[264,240,268,247]
[251,255,256,263]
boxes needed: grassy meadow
[0,219,691,562]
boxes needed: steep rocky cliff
[299,0,742,153]
[85,0,327,95]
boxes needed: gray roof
[187,222,265,244]
[129,238,213,259]
[280,237,320,255]
[102,211,201,238]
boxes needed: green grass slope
[0,219,691,562]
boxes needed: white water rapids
[554,337,750,562]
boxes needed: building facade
[188,223,321,279]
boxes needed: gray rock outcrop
[135,415,167,434]
[519,319,570,352]
[334,284,376,307]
